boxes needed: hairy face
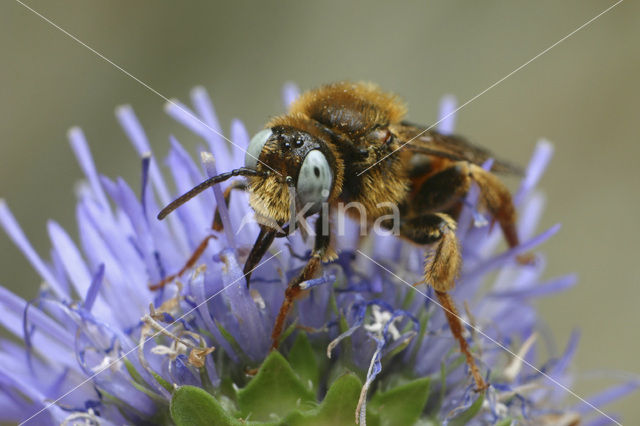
[245,118,342,226]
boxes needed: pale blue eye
[245,129,272,169]
[296,150,332,213]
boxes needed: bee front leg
[271,214,332,350]
[399,213,487,391]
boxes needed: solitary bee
[157,82,525,391]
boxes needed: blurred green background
[1,0,638,421]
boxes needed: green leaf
[496,418,514,426]
[279,318,299,346]
[237,351,316,421]
[312,373,361,423]
[382,331,417,361]
[129,379,170,404]
[216,320,248,361]
[283,373,363,426]
[436,354,466,412]
[287,332,319,390]
[151,369,174,394]
[438,361,447,411]
[122,358,167,403]
[123,358,147,387]
[369,377,431,426]
[326,360,357,392]
[408,312,429,364]
[171,385,240,426]
[447,393,485,426]
[102,389,165,423]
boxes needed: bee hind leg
[413,161,530,263]
[398,213,487,391]
[464,163,534,264]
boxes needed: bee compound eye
[245,129,272,169]
[296,150,332,213]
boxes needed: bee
[157,82,526,391]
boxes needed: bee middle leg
[397,213,487,391]
[271,214,332,350]
[149,181,247,291]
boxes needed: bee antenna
[157,167,266,220]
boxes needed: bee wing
[394,122,523,175]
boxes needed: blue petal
[488,274,577,299]
[218,250,270,360]
[201,152,235,249]
[166,96,232,168]
[281,82,300,109]
[463,224,561,279]
[84,264,105,312]
[76,202,149,327]
[47,220,110,319]
[514,139,554,206]
[0,202,66,298]
[116,105,173,207]
[585,414,622,426]
[170,354,201,387]
[166,138,213,243]
[230,118,249,169]
[191,87,224,146]
[0,287,73,350]
[191,272,239,363]
[573,380,640,415]
[68,127,111,212]
[437,94,457,135]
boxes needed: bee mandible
[157,82,527,391]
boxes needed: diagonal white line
[18,250,282,425]
[356,249,621,426]
[357,0,624,176]
[13,0,280,176]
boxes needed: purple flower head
[0,84,636,425]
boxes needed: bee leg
[414,162,528,262]
[149,182,247,290]
[243,225,276,287]
[463,163,517,244]
[399,213,487,391]
[149,233,217,291]
[271,215,331,350]
[465,163,534,264]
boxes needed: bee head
[245,116,341,226]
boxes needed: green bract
[167,333,479,426]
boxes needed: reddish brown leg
[270,270,306,350]
[436,290,486,391]
[465,163,534,264]
[149,234,217,290]
[271,214,330,350]
[465,164,516,243]
[411,161,530,263]
[398,213,487,391]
